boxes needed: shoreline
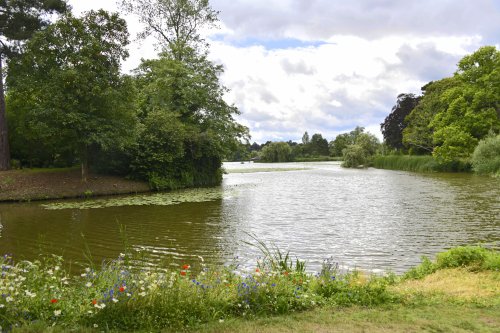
[0,168,151,202]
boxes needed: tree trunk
[0,55,11,171]
[81,146,89,183]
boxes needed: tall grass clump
[373,155,471,172]
[373,155,438,172]
[404,246,500,280]
[471,134,500,176]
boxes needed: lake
[0,162,498,273]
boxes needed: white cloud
[66,0,499,143]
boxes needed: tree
[7,10,137,181]
[301,131,310,145]
[430,46,499,162]
[329,126,366,156]
[260,142,292,162]
[342,145,366,168]
[0,0,68,170]
[309,133,329,156]
[381,93,420,150]
[402,78,460,154]
[471,133,500,175]
[120,0,218,60]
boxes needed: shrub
[471,134,500,176]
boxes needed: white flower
[54,266,60,271]
[25,290,36,298]
[85,267,91,273]
[219,319,224,323]
[112,298,118,303]
[0,304,5,308]
[80,273,87,277]
[47,269,53,275]
[5,297,13,302]
[138,291,146,297]
[93,324,98,328]
[126,293,131,297]
[85,282,92,288]
[54,310,61,317]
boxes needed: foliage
[373,155,439,172]
[381,93,420,150]
[129,47,247,189]
[0,246,497,331]
[260,142,293,162]
[120,0,218,60]
[309,133,329,156]
[330,126,367,157]
[7,10,138,179]
[341,145,366,168]
[340,127,380,168]
[0,0,69,170]
[404,246,500,280]
[471,133,500,176]
[402,46,500,164]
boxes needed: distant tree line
[229,127,381,166]
[381,46,499,174]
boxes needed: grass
[0,246,498,332]
[373,155,472,173]
[373,155,440,172]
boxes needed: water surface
[0,162,498,273]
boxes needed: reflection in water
[0,162,498,273]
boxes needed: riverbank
[0,168,150,202]
[373,155,472,173]
[0,246,498,332]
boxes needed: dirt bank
[0,168,150,202]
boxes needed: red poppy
[180,271,187,276]
[119,286,125,292]
[182,264,190,270]
[283,271,289,276]
[255,268,260,273]
[92,299,97,305]
[50,298,58,304]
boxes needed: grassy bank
[0,168,150,202]
[0,246,498,332]
[373,155,471,173]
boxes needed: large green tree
[381,93,420,150]
[123,0,247,188]
[7,10,137,180]
[431,46,499,162]
[0,0,68,170]
[120,0,218,60]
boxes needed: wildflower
[91,299,97,305]
[219,319,224,323]
[180,271,187,276]
[0,304,4,308]
[54,266,60,271]
[85,282,92,288]
[81,273,87,277]
[47,269,53,275]
[182,264,190,270]
[119,285,126,292]
[284,271,289,276]
[93,324,98,328]
[54,310,61,317]
[255,268,260,273]
[25,291,36,298]
[112,298,118,303]
[126,293,131,297]
[50,298,58,304]
[138,291,146,297]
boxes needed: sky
[68,0,500,143]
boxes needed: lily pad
[41,187,233,210]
